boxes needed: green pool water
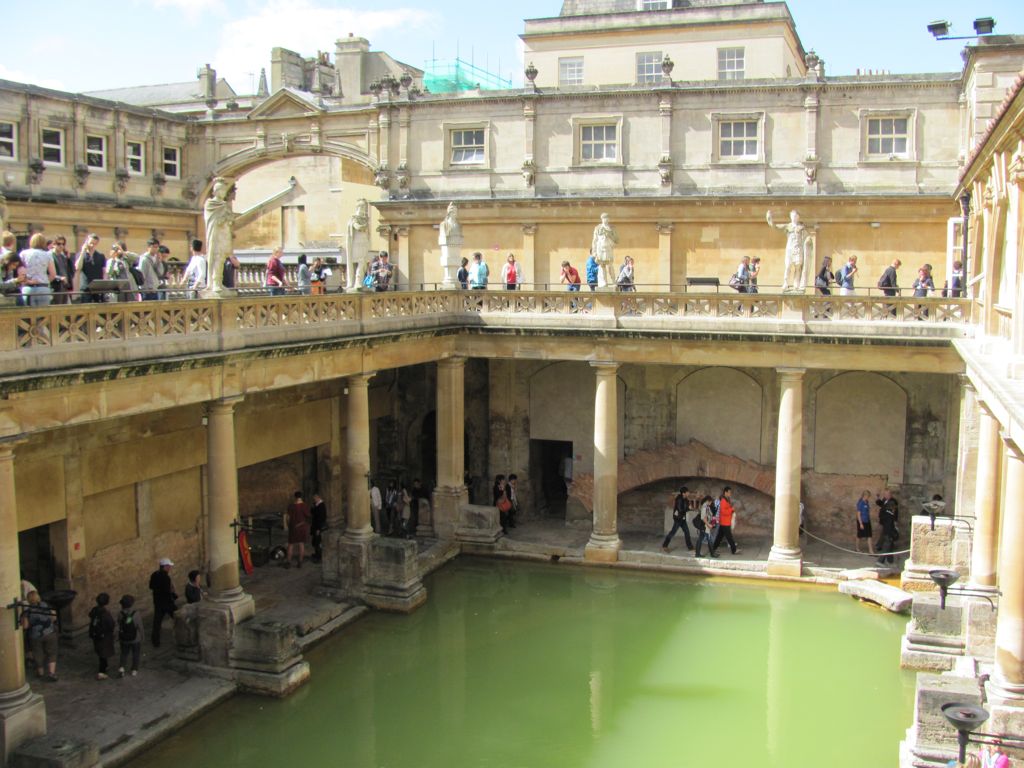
[131,558,914,767]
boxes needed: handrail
[0,290,974,376]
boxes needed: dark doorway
[19,524,56,593]
[530,439,573,519]
[420,411,437,487]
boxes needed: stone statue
[767,209,814,292]
[438,202,463,289]
[203,177,236,294]
[591,213,618,289]
[346,198,370,291]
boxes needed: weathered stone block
[431,486,467,540]
[174,602,201,661]
[963,597,997,659]
[838,579,912,613]
[364,538,427,613]
[1,694,47,767]
[903,517,972,592]
[910,594,964,637]
[454,503,503,545]
[10,735,98,768]
[911,673,982,750]
[230,619,302,674]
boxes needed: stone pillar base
[900,672,982,767]
[228,616,309,697]
[766,547,802,577]
[321,528,373,596]
[985,701,1024,759]
[454,504,503,545]
[364,538,427,614]
[584,533,621,563]
[432,486,468,540]
[192,594,256,668]
[0,687,46,765]
[987,675,1024,706]
[899,594,964,671]
[200,287,237,300]
[902,517,971,592]
[10,734,98,768]
[963,592,998,659]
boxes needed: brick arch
[569,439,775,512]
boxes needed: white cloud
[0,64,64,91]
[150,0,226,23]
[213,0,433,94]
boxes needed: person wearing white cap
[147,558,178,647]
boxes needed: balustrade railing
[0,290,974,374]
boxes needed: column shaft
[993,438,1024,697]
[768,369,804,575]
[345,373,374,540]
[206,398,243,599]
[971,404,1001,588]
[436,358,466,489]
[0,444,27,696]
[586,363,620,561]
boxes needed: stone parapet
[901,671,982,767]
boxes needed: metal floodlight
[927,20,951,38]
[929,568,960,609]
[941,702,989,764]
[973,17,996,35]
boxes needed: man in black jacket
[148,558,178,647]
[661,486,694,552]
[875,490,900,566]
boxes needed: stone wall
[489,358,958,538]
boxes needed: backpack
[88,609,104,640]
[362,272,374,288]
[119,610,138,643]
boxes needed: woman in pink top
[501,253,523,291]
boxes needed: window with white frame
[866,116,909,157]
[636,52,663,84]
[450,128,485,165]
[162,146,180,178]
[127,141,144,174]
[579,122,618,163]
[710,112,764,163]
[41,128,64,165]
[718,48,745,80]
[638,0,670,9]
[85,135,106,170]
[559,57,584,86]
[0,121,15,160]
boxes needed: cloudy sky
[4,0,1023,94]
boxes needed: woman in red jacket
[712,486,741,556]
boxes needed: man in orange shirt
[712,486,741,556]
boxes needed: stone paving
[22,521,891,766]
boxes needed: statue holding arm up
[767,209,815,292]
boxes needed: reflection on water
[129,559,914,768]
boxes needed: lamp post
[929,569,999,611]
[927,17,997,40]
[940,702,1024,765]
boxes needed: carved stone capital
[655,222,674,235]
[521,223,537,236]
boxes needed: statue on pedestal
[439,202,463,289]
[591,213,618,289]
[203,177,236,295]
[766,209,815,292]
[346,198,369,290]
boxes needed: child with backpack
[88,593,116,680]
[117,594,144,677]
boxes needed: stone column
[991,436,1024,703]
[521,225,537,290]
[345,373,375,541]
[768,368,804,577]
[655,223,673,290]
[0,441,46,762]
[433,357,468,538]
[206,397,248,602]
[970,402,1001,589]
[585,362,621,562]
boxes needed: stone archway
[568,439,775,512]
